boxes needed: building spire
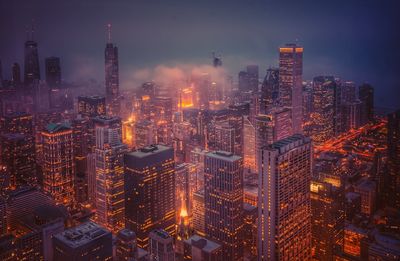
[107,23,112,43]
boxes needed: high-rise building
[238,71,250,93]
[279,43,303,134]
[243,117,256,174]
[204,151,243,261]
[135,120,156,149]
[0,112,33,135]
[149,229,175,261]
[105,24,120,115]
[310,76,337,144]
[213,122,235,153]
[260,68,279,113]
[45,56,61,88]
[94,116,127,233]
[192,189,205,237]
[53,222,113,261]
[359,83,374,125]
[116,228,145,261]
[77,95,107,118]
[11,62,21,86]
[42,123,75,207]
[258,134,312,261]
[124,145,175,248]
[386,110,400,208]
[0,133,36,188]
[247,65,259,93]
[183,235,223,261]
[24,39,40,86]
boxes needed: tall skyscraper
[53,222,113,261]
[310,76,337,144]
[24,36,40,86]
[42,123,75,207]
[386,110,400,208]
[258,134,312,261]
[105,24,120,115]
[261,68,279,113]
[94,116,127,233]
[11,62,21,86]
[45,56,61,88]
[124,145,175,248]
[359,83,374,125]
[204,151,244,261]
[279,43,303,134]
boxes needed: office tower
[0,112,33,135]
[77,95,107,118]
[212,122,235,153]
[341,81,356,103]
[124,145,175,248]
[116,228,148,261]
[204,151,244,260]
[310,76,337,144]
[238,71,250,92]
[354,179,376,216]
[258,134,312,261]
[53,222,113,261]
[105,24,120,115]
[122,119,135,148]
[343,225,368,258]
[311,180,345,260]
[42,123,75,207]
[11,62,21,86]
[45,56,61,88]
[24,38,40,86]
[135,120,156,148]
[247,65,259,93]
[261,68,279,113]
[0,133,36,188]
[386,110,400,208]
[359,83,374,125]
[192,189,205,236]
[148,229,175,261]
[279,43,303,134]
[243,117,256,174]
[94,116,127,233]
[183,235,223,261]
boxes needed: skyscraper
[260,68,279,113]
[359,83,374,125]
[386,110,400,209]
[204,151,244,261]
[94,116,127,233]
[247,65,259,93]
[42,123,75,207]
[24,38,40,86]
[45,56,61,88]
[279,43,303,134]
[149,229,175,261]
[11,62,21,86]
[258,134,312,261]
[124,145,175,248]
[105,24,120,115]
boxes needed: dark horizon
[1,0,400,109]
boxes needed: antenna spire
[107,23,112,43]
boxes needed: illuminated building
[243,117,256,174]
[343,225,368,258]
[179,87,194,109]
[358,83,374,125]
[24,38,40,86]
[94,116,127,233]
[243,203,257,257]
[311,180,345,260]
[244,185,258,207]
[204,151,244,260]
[192,189,205,236]
[212,121,235,153]
[105,24,120,116]
[154,96,173,123]
[122,119,135,149]
[135,120,156,149]
[386,110,400,208]
[149,229,175,261]
[124,145,175,249]
[87,153,96,207]
[0,133,36,189]
[260,67,279,113]
[77,95,106,118]
[53,221,113,261]
[183,235,223,261]
[175,163,198,219]
[354,179,376,216]
[45,56,61,88]
[0,112,33,135]
[258,134,312,261]
[341,100,362,131]
[279,43,303,134]
[42,123,75,208]
[116,228,149,261]
[341,81,356,103]
[310,76,337,144]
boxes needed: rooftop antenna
[107,23,112,43]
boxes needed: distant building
[45,57,61,88]
[354,179,376,216]
[149,229,175,261]
[53,222,112,261]
[358,83,374,125]
[204,151,244,260]
[183,234,223,261]
[77,96,106,118]
[386,110,400,208]
[24,39,40,86]
[105,24,120,116]
[260,68,279,113]
[124,145,175,248]
[0,112,34,136]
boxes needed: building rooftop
[128,144,172,159]
[54,222,111,248]
[45,122,71,133]
[185,234,221,253]
[150,229,172,240]
[206,150,242,162]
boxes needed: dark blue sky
[1,0,399,108]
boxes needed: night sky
[1,0,399,108]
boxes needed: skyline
[1,0,400,108]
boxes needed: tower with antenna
[24,20,40,86]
